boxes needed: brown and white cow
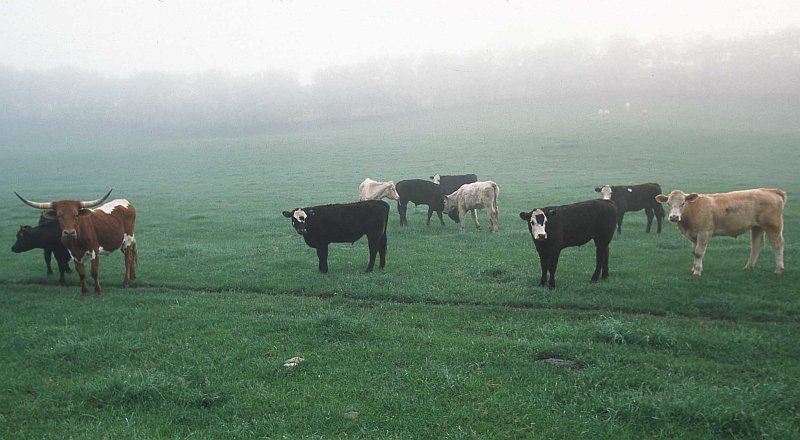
[359,178,400,201]
[655,188,786,276]
[443,180,500,233]
[15,190,138,295]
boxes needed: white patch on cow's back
[293,209,307,223]
[96,199,130,214]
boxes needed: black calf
[283,200,389,273]
[594,183,666,234]
[520,199,617,289]
[11,215,72,285]
[395,179,458,226]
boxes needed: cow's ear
[43,210,57,220]
[594,187,601,192]
[519,211,531,221]
[79,209,92,216]
[547,208,557,217]
[685,193,700,202]
[282,211,293,218]
[655,195,668,203]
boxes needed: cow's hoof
[775,268,784,275]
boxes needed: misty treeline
[1,29,798,137]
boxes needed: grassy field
[1,97,799,438]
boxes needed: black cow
[430,173,478,196]
[11,215,72,285]
[594,183,665,234]
[395,179,459,226]
[282,200,389,273]
[520,199,617,289]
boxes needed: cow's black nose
[536,234,546,240]
[62,229,77,238]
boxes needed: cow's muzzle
[669,215,681,222]
[535,233,547,241]
[62,229,77,239]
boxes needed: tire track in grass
[1,279,797,325]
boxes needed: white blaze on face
[599,185,613,200]
[530,208,548,240]
[293,209,307,223]
[432,174,441,185]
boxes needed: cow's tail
[773,189,788,206]
[491,181,500,213]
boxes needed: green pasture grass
[1,286,798,439]
[1,96,799,437]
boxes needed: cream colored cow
[656,188,786,276]
[358,178,400,201]
[443,181,500,233]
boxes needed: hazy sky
[2,0,799,83]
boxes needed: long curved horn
[80,189,113,208]
[14,192,52,209]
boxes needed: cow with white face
[656,188,786,276]
[443,180,499,233]
[520,199,617,289]
[283,200,389,273]
[359,178,400,201]
[594,183,665,234]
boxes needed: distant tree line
[1,28,797,137]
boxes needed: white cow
[655,188,786,276]
[443,181,500,233]
[359,178,400,201]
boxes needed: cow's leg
[436,209,445,226]
[44,248,54,274]
[592,241,610,281]
[378,232,387,269]
[766,227,785,275]
[538,255,549,287]
[90,258,102,296]
[397,202,405,226]
[74,261,90,296]
[616,213,624,235]
[316,245,329,273]
[489,207,498,233]
[366,234,379,272]
[471,209,480,229]
[654,204,665,234]
[744,227,765,271]
[691,233,710,276]
[458,208,467,232]
[55,252,70,286]
[644,208,654,233]
[547,251,561,289]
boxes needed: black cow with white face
[430,173,478,197]
[395,179,459,226]
[11,215,72,285]
[594,183,665,234]
[282,200,389,273]
[520,199,617,289]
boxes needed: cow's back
[550,199,617,247]
[89,200,136,251]
[306,200,389,244]
[396,179,444,208]
[439,174,478,196]
[610,183,662,210]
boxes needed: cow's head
[385,181,400,200]
[520,208,551,241]
[655,190,698,222]
[430,174,441,185]
[14,190,112,244]
[595,185,613,200]
[282,208,313,235]
[11,225,35,253]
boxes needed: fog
[1,29,799,141]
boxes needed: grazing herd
[11,176,788,295]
